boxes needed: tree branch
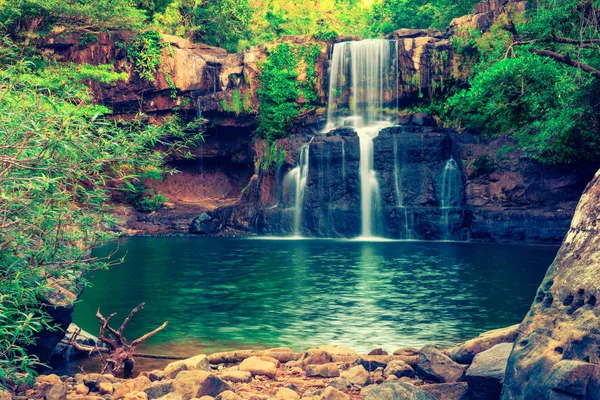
[527,47,600,78]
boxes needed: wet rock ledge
[6,325,521,400]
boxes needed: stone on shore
[215,390,243,400]
[299,350,333,366]
[465,343,512,400]
[305,363,340,378]
[368,349,389,356]
[172,370,230,400]
[314,345,357,357]
[145,382,174,400]
[416,347,465,383]
[35,374,63,397]
[319,387,349,400]
[420,383,470,400]
[218,370,253,383]
[0,388,11,400]
[392,348,419,357]
[124,391,149,400]
[239,356,277,378]
[447,325,518,364]
[275,388,299,400]
[358,356,389,372]
[340,365,371,386]
[155,394,183,400]
[164,355,210,379]
[46,384,68,400]
[383,360,415,379]
[74,384,89,395]
[364,381,436,400]
[113,376,152,399]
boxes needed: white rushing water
[440,157,461,239]
[325,40,398,238]
[283,143,310,237]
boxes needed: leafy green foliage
[0,0,146,38]
[368,0,478,34]
[257,43,320,141]
[439,1,600,165]
[153,0,253,52]
[127,30,166,82]
[221,89,252,116]
[257,44,300,141]
[467,155,496,176]
[446,53,600,164]
[0,38,201,384]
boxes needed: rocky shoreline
[5,325,519,400]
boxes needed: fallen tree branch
[527,47,600,78]
[504,20,600,79]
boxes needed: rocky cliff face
[213,122,593,242]
[41,1,524,121]
[502,170,600,399]
[38,0,592,242]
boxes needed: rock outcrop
[214,123,594,242]
[30,277,84,362]
[501,170,600,399]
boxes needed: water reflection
[73,237,556,364]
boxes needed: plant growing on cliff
[128,30,167,82]
[221,89,252,115]
[0,42,201,384]
[257,43,301,141]
[257,43,321,142]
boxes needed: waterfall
[325,40,399,238]
[283,144,310,236]
[440,158,461,240]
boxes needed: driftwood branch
[60,327,108,355]
[85,304,168,374]
[118,302,145,335]
[131,321,168,348]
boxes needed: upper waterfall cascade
[325,39,399,238]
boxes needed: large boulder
[466,343,512,400]
[502,171,600,400]
[448,325,518,364]
[364,381,436,400]
[417,347,466,383]
[50,323,99,362]
[172,371,230,400]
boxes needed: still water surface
[72,237,557,368]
